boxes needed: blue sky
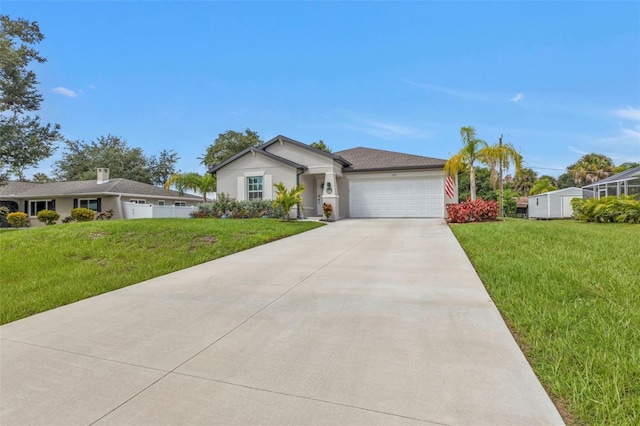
[4,1,640,179]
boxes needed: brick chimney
[97,168,110,184]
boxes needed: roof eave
[342,164,445,173]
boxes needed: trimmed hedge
[70,207,95,222]
[6,212,29,228]
[572,196,640,224]
[446,198,499,223]
[194,193,285,219]
[36,209,60,225]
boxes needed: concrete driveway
[1,219,563,425]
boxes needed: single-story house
[209,135,456,219]
[528,187,583,219]
[0,168,202,226]
[581,165,640,199]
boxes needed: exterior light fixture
[326,182,332,194]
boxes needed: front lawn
[450,219,639,426]
[0,218,323,325]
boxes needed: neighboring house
[528,187,583,219]
[581,165,640,200]
[0,168,202,226]
[209,135,456,218]
[515,197,528,218]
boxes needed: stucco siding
[266,142,334,173]
[216,153,297,200]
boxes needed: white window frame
[28,200,54,217]
[158,200,166,206]
[130,199,147,204]
[247,176,263,200]
[79,198,99,212]
[174,201,187,207]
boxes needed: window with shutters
[79,198,99,212]
[247,176,263,200]
[28,200,55,217]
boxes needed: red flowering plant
[446,198,499,223]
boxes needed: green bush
[36,209,60,225]
[70,207,95,222]
[6,212,29,228]
[572,196,640,224]
[194,193,284,219]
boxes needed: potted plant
[322,202,333,221]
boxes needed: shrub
[323,202,333,219]
[572,196,640,224]
[95,209,114,220]
[70,207,95,222]
[61,216,74,224]
[194,193,284,219]
[36,209,60,225]
[446,198,499,223]
[6,212,29,228]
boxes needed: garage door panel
[349,176,444,218]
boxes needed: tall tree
[530,179,558,195]
[310,139,331,153]
[512,167,537,196]
[556,172,575,189]
[567,153,615,185]
[615,162,640,173]
[458,167,493,201]
[199,129,262,169]
[444,126,488,201]
[54,135,153,183]
[164,172,215,202]
[479,135,522,216]
[0,15,62,184]
[149,149,180,186]
[31,172,53,183]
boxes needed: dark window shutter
[24,201,28,214]
[73,199,78,209]
[97,198,102,212]
[51,200,56,211]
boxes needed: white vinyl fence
[121,202,198,219]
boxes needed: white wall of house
[216,153,297,200]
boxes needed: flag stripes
[445,176,455,199]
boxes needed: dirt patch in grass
[189,235,217,252]
[89,232,105,240]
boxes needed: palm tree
[164,172,216,202]
[478,135,523,217]
[444,126,488,201]
[567,153,615,185]
[512,167,537,196]
[530,179,558,195]
[272,182,305,221]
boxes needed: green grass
[0,218,323,325]
[450,219,640,426]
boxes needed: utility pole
[499,134,504,218]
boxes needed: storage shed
[528,187,583,219]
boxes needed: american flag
[445,176,455,199]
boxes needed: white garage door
[349,176,444,218]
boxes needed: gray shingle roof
[0,179,202,200]
[335,147,446,172]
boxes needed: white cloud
[343,112,434,140]
[612,107,640,121]
[510,93,524,102]
[88,84,96,90]
[406,81,491,102]
[52,87,77,98]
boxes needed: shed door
[349,176,444,218]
